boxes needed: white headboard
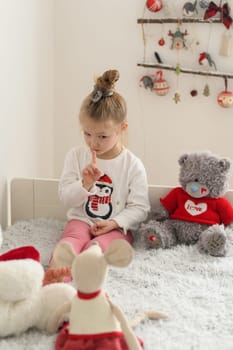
[7,177,233,227]
[7,178,68,227]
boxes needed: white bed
[2,178,233,350]
[8,177,233,226]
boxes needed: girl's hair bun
[91,70,120,103]
[96,70,120,91]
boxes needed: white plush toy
[53,239,167,350]
[0,228,76,337]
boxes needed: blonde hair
[79,70,127,124]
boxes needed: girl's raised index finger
[92,150,97,164]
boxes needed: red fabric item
[0,246,40,262]
[55,325,144,350]
[204,1,232,29]
[160,187,233,226]
[77,289,101,300]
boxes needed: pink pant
[55,219,133,255]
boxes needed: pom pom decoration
[146,0,163,12]
[190,89,198,97]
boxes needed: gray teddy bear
[139,151,233,256]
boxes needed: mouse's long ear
[104,240,134,267]
[53,241,76,267]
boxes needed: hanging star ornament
[173,92,181,103]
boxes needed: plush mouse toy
[139,151,233,257]
[0,230,76,337]
[53,239,167,350]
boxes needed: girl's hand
[91,220,119,236]
[82,150,102,191]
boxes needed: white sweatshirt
[58,146,150,233]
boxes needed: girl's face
[80,114,127,159]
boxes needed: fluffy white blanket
[1,219,233,350]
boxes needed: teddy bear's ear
[104,240,134,267]
[218,158,232,173]
[178,154,189,166]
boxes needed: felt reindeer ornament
[53,240,167,350]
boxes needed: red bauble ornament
[146,0,163,12]
[217,90,233,108]
[158,38,165,46]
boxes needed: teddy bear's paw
[199,226,227,257]
[207,233,226,257]
[145,231,163,249]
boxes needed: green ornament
[175,65,181,75]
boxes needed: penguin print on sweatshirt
[85,174,113,219]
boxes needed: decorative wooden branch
[137,18,222,24]
[137,63,233,79]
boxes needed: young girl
[44,69,150,282]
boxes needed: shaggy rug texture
[1,218,233,350]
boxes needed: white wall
[54,0,233,190]
[0,0,54,227]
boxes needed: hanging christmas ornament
[140,75,154,90]
[173,61,181,103]
[190,74,198,97]
[219,31,233,56]
[168,27,188,49]
[198,52,217,70]
[146,0,163,12]
[153,70,170,96]
[217,77,233,108]
[199,0,210,9]
[204,1,233,29]
[158,20,166,46]
[173,92,181,103]
[175,64,181,74]
[183,0,198,17]
[154,51,163,63]
[190,89,198,96]
[203,83,210,96]
[158,37,166,46]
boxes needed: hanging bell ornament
[217,78,233,108]
[146,0,163,12]
[153,70,170,96]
